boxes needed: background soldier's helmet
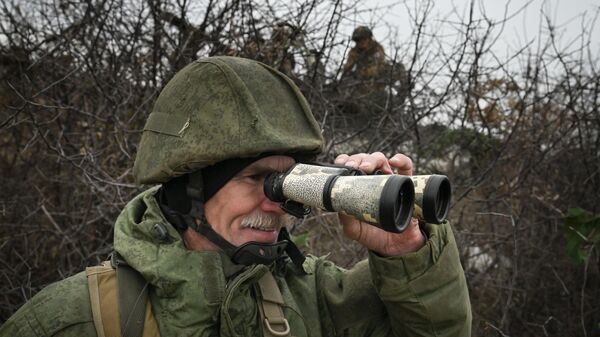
[133,56,324,184]
[351,26,373,41]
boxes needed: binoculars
[264,163,451,233]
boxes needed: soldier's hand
[333,152,425,256]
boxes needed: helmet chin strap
[194,220,289,266]
[161,201,292,266]
[158,171,305,269]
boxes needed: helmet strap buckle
[280,200,310,218]
[231,240,289,266]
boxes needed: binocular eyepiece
[411,175,452,226]
[264,163,452,233]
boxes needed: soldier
[0,57,471,337]
[342,26,386,90]
[264,22,305,77]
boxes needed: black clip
[153,223,172,243]
[281,200,310,218]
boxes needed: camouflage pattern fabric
[0,187,472,336]
[279,163,407,226]
[343,39,386,82]
[342,39,387,99]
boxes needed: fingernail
[346,160,356,167]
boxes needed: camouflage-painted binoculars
[264,163,451,233]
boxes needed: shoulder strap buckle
[264,317,291,336]
[256,271,291,337]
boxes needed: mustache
[240,211,289,231]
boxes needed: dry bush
[1,0,599,336]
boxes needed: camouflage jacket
[0,187,472,336]
[343,40,386,80]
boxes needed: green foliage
[290,232,311,250]
[564,208,600,264]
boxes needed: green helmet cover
[133,56,324,184]
[352,26,373,41]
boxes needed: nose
[260,195,286,215]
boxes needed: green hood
[112,187,310,337]
[113,186,232,336]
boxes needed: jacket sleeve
[314,221,471,337]
[369,222,472,336]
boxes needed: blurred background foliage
[0,0,599,336]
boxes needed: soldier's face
[356,38,369,50]
[203,155,295,247]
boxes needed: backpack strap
[256,271,292,337]
[85,255,160,337]
[111,253,150,337]
[86,261,121,337]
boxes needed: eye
[247,174,263,182]
[242,173,268,183]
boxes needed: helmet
[133,56,324,185]
[351,26,373,41]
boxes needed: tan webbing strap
[86,261,161,337]
[256,271,291,337]
[87,270,106,337]
[86,262,121,337]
